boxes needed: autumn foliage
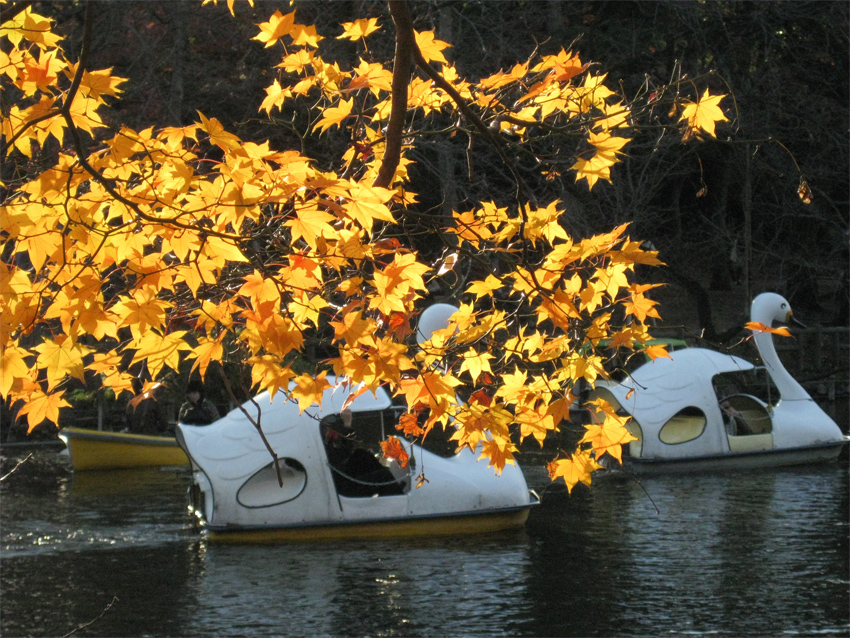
[1,1,730,492]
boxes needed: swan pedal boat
[58,427,189,471]
[591,293,849,474]
[176,379,538,543]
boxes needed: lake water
[1,447,848,637]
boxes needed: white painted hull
[589,295,848,477]
[620,439,848,475]
[178,378,536,543]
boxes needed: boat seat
[727,433,774,453]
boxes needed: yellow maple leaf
[247,355,293,401]
[34,336,89,390]
[478,436,518,475]
[290,23,323,48]
[337,17,381,41]
[129,330,191,379]
[252,9,296,48]
[623,286,662,322]
[347,59,393,96]
[285,201,336,250]
[290,371,331,412]
[259,79,289,115]
[64,63,127,104]
[276,49,315,74]
[239,271,281,309]
[679,89,728,139]
[313,98,354,134]
[414,30,450,65]
[111,288,171,340]
[16,390,70,432]
[581,404,636,464]
[3,8,63,49]
[0,345,32,398]
[459,348,494,383]
[571,130,630,190]
[188,336,224,378]
[330,309,376,347]
[397,372,461,413]
[196,111,241,150]
[548,449,602,494]
[465,274,503,299]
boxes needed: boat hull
[59,427,189,471]
[200,506,532,544]
[621,439,849,475]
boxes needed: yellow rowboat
[58,427,189,471]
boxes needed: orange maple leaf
[478,436,518,475]
[128,381,165,409]
[745,321,792,337]
[642,344,671,361]
[395,412,424,437]
[381,436,409,468]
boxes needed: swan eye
[781,303,787,309]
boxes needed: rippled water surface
[1,447,848,637]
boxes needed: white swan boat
[176,379,537,543]
[590,293,849,473]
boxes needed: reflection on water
[1,448,848,637]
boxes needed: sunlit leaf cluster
[1,2,730,491]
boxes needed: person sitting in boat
[322,409,404,497]
[720,399,746,435]
[178,379,220,425]
[322,411,356,469]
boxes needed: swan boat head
[590,292,847,469]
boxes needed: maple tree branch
[2,108,62,157]
[409,42,530,208]
[0,0,33,23]
[216,364,284,487]
[373,0,414,189]
[380,1,533,256]
[55,2,244,244]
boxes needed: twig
[0,453,33,482]
[62,596,119,637]
[216,365,284,487]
